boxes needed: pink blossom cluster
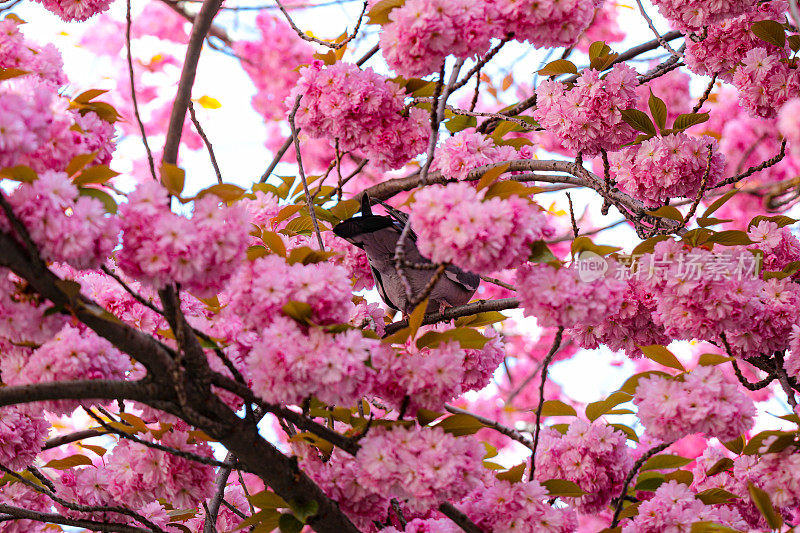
[787,325,800,380]
[649,0,757,30]
[434,132,519,181]
[321,232,375,291]
[494,0,601,49]
[779,98,800,157]
[3,171,119,270]
[610,133,725,207]
[0,20,66,86]
[34,0,112,20]
[185,483,250,532]
[733,47,800,118]
[0,482,51,533]
[1,325,129,414]
[380,0,492,77]
[0,405,50,470]
[224,254,353,331]
[736,448,800,510]
[534,419,632,513]
[118,181,249,296]
[103,429,216,509]
[578,3,625,52]
[356,424,484,513]
[78,270,167,336]
[130,2,189,42]
[634,365,755,442]
[748,220,800,275]
[246,316,379,406]
[684,1,788,80]
[411,183,554,274]
[460,479,578,532]
[369,327,505,413]
[289,61,429,170]
[641,240,800,357]
[533,65,639,155]
[383,518,459,532]
[622,480,746,532]
[568,278,670,358]
[516,263,626,328]
[0,269,66,347]
[235,14,314,121]
[0,78,57,169]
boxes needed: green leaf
[571,236,622,256]
[641,454,693,471]
[537,59,578,76]
[433,413,486,437]
[620,108,657,136]
[495,462,526,483]
[634,471,665,492]
[610,423,639,442]
[249,490,289,510]
[585,391,632,422]
[79,444,107,457]
[44,454,94,469]
[789,34,800,52]
[282,301,312,323]
[73,165,119,186]
[408,298,428,340]
[750,20,786,48]
[673,112,710,131]
[278,513,304,533]
[690,522,743,533]
[617,502,640,520]
[646,206,683,222]
[262,231,287,258]
[703,190,738,218]
[648,91,668,131]
[529,241,558,263]
[445,114,478,134]
[748,214,798,229]
[247,245,269,261]
[697,353,734,366]
[664,469,694,486]
[78,187,117,214]
[722,435,745,455]
[588,41,612,61]
[748,482,783,530]
[476,162,510,191]
[639,345,685,371]
[454,311,507,328]
[234,509,281,531]
[160,163,185,196]
[196,183,246,202]
[696,217,732,228]
[65,151,99,177]
[0,165,37,183]
[288,498,318,523]
[537,400,577,417]
[73,89,108,104]
[416,328,490,350]
[631,235,670,256]
[282,216,317,236]
[273,204,303,225]
[54,279,82,303]
[707,230,754,246]
[484,180,532,200]
[696,487,739,504]
[542,479,587,497]
[416,409,444,426]
[618,371,671,395]
[366,0,404,24]
[0,67,28,80]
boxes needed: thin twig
[383,298,520,336]
[692,74,717,114]
[478,275,516,291]
[680,145,713,228]
[445,404,532,449]
[203,451,234,533]
[529,327,564,480]
[260,136,294,183]
[188,101,223,184]
[127,0,156,181]
[634,0,683,57]
[274,0,367,49]
[566,192,579,238]
[611,442,674,527]
[450,34,514,93]
[714,140,786,189]
[288,95,325,251]
[731,360,775,391]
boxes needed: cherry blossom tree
[2,0,800,531]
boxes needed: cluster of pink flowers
[610,133,725,207]
[0,77,57,169]
[787,325,800,380]
[516,263,626,328]
[320,232,374,291]
[634,365,755,442]
[737,448,800,510]
[118,181,249,296]
[380,0,491,77]
[460,479,578,532]
[0,482,51,533]
[246,316,379,406]
[2,324,129,415]
[684,1,788,80]
[289,61,429,170]
[732,47,800,118]
[356,424,484,513]
[411,183,553,274]
[34,0,112,21]
[495,0,601,49]
[434,132,519,180]
[224,254,353,331]
[534,65,639,155]
[370,327,505,413]
[568,278,670,358]
[235,14,313,121]
[0,19,66,85]
[748,220,800,275]
[103,429,215,509]
[649,0,757,30]
[0,269,66,347]
[779,98,800,157]
[622,480,746,532]
[0,406,50,470]
[534,419,632,513]
[184,483,250,532]
[3,171,119,270]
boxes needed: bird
[332,193,480,315]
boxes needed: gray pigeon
[332,194,480,315]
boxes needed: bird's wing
[443,264,481,292]
[374,200,418,242]
[370,264,401,312]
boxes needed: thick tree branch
[0,380,157,409]
[0,504,151,533]
[383,298,520,336]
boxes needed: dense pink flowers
[0,406,49,470]
[356,424,484,513]
[380,0,492,77]
[3,171,119,270]
[495,0,601,48]
[610,133,725,207]
[461,479,578,532]
[290,61,429,170]
[634,365,755,442]
[434,132,518,181]
[0,268,66,347]
[411,183,553,273]
[516,263,626,328]
[534,419,632,513]
[235,13,314,121]
[649,0,757,30]
[118,181,249,296]
[534,65,639,155]
[34,0,113,21]
[622,480,746,532]
[733,47,800,118]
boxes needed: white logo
[573,251,608,282]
